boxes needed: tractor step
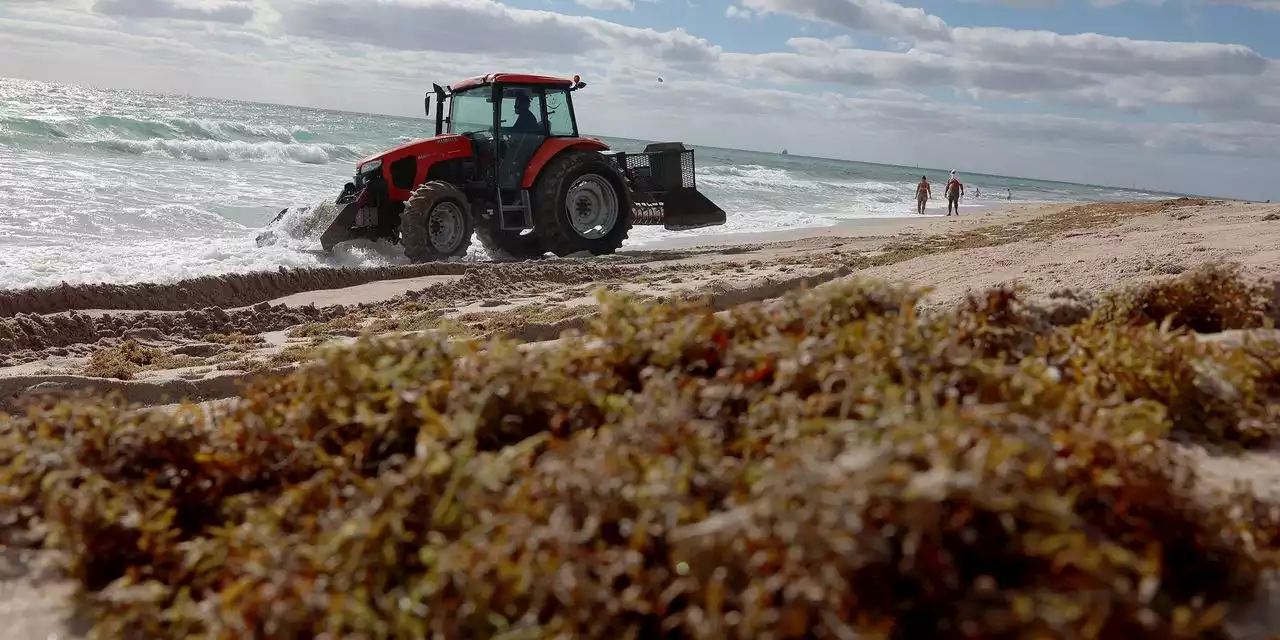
[497,189,532,230]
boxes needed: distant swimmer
[1007,188,1012,200]
[945,170,965,216]
[915,175,932,215]
[974,187,981,198]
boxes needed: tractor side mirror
[424,93,431,118]
[574,81,587,90]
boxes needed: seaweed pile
[2,262,1280,639]
[0,262,472,317]
[0,262,677,367]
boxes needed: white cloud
[961,0,1060,7]
[574,0,635,11]
[943,27,1267,77]
[1210,0,1280,9]
[93,0,256,23]
[786,34,854,54]
[725,4,754,18]
[723,47,1106,97]
[710,0,1277,123]
[276,0,717,66]
[740,0,950,40]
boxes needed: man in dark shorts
[945,170,964,216]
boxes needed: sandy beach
[4,196,1280,638]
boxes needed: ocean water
[0,77,1181,290]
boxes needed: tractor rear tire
[475,218,546,261]
[400,181,474,263]
[531,150,632,257]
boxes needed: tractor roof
[450,74,576,92]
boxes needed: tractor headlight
[359,159,382,175]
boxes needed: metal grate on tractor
[608,142,727,231]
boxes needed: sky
[0,0,1278,200]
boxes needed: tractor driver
[511,92,542,134]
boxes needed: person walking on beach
[915,175,931,215]
[945,170,965,216]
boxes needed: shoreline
[0,201,1034,316]
[0,198,1035,295]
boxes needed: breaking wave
[0,113,365,165]
[91,138,359,164]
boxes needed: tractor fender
[521,137,610,189]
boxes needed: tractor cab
[428,74,587,231]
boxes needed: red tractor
[280,73,727,261]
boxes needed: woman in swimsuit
[915,175,931,215]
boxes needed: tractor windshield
[447,88,492,136]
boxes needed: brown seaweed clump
[81,339,199,380]
[1091,261,1277,333]
[2,263,1280,639]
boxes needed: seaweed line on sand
[2,261,1280,639]
[0,263,472,318]
[0,263,672,364]
[0,249,715,319]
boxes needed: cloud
[725,4,753,17]
[277,0,718,66]
[711,0,1276,122]
[93,0,255,23]
[943,27,1267,77]
[574,0,634,11]
[786,34,854,54]
[960,0,1060,7]
[724,47,1104,96]
[737,0,950,40]
[1210,0,1280,9]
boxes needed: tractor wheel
[531,150,632,257]
[475,218,545,261]
[400,181,474,263]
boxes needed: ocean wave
[86,115,182,141]
[91,138,360,164]
[0,116,74,139]
[166,117,315,144]
[0,111,344,164]
[700,164,904,196]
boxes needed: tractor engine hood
[354,134,471,176]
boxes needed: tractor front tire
[400,181,474,263]
[532,150,632,258]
